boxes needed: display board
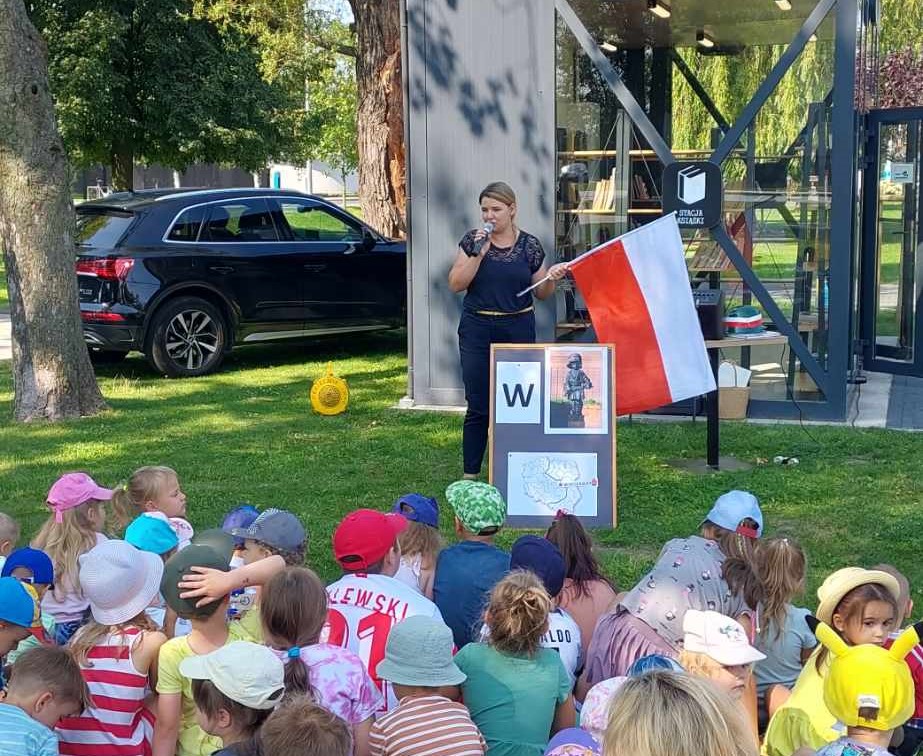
[489,344,617,528]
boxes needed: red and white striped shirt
[56,626,154,756]
[369,694,486,756]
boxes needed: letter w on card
[495,361,541,424]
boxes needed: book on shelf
[591,179,609,210]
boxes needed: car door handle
[303,264,327,272]
[209,265,234,274]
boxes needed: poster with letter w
[568,214,715,415]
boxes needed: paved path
[0,314,9,361]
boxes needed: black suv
[76,188,406,376]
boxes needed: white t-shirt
[541,608,583,688]
[325,572,445,711]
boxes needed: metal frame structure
[554,0,859,420]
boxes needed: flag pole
[516,213,676,298]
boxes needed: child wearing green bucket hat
[433,480,510,649]
[370,615,485,756]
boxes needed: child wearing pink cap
[32,472,112,644]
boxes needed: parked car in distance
[76,188,406,377]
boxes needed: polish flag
[568,214,716,415]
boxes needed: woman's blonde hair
[479,181,516,207]
[485,569,551,657]
[32,500,104,601]
[603,671,757,756]
[755,537,806,642]
[396,521,442,569]
[70,612,156,667]
[110,466,178,532]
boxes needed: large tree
[349,0,405,238]
[0,0,107,421]
[30,0,302,190]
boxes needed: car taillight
[76,257,134,280]
[81,311,127,322]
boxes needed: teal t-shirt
[455,642,572,756]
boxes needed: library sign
[662,161,723,229]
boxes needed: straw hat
[816,567,901,625]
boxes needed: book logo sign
[662,161,723,228]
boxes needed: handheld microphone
[467,222,495,257]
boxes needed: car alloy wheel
[164,309,220,371]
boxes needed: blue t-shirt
[755,604,818,695]
[458,230,545,313]
[434,540,510,648]
[0,702,59,756]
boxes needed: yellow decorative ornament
[311,362,349,415]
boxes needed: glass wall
[554,0,843,405]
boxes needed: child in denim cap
[392,494,442,599]
[371,615,485,756]
[2,548,55,663]
[433,481,509,648]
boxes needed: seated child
[604,671,757,756]
[1,547,56,663]
[0,511,20,572]
[371,615,485,756]
[32,473,112,645]
[510,535,583,687]
[810,616,919,756]
[153,544,248,756]
[545,513,616,658]
[679,609,765,701]
[754,538,816,727]
[455,570,575,755]
[260,696,353,756]
[228,508,307,642]
[0,576,42,668]
[0,646,90,756]
[433,481,510,648]
[125,514,180,631]
[392,494,442,599]
[180,641,285,756]
[261,566,381,756]
[56,539,167,755]
[111,466,193,547]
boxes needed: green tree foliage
[880,0,923,53]
[29,0,304,188]
[307,63,358,181]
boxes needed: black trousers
[458,310,536,475]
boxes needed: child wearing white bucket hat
[370,615,486,756]
[55,539,168,755]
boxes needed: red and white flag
[569,214,715,415]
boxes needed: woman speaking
[448,181,568,479]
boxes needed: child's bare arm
[177,555,286,606]
[353,716,374,756]
[152,692,182,756]
[551,694,576,734]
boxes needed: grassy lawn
[2,333,923,600]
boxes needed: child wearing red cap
[32,473,113,645]
[326,509,445,712]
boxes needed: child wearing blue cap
[1,548,56,664]
[0,576,42,660]
[582,490,763,693]
[392,494,442,599]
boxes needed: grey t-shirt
[755,604,818,695]
[619,535,747,649]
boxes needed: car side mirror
[360,228,376,250]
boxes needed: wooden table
[703,334,789,469]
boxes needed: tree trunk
[349,0,406,239]
[0,0,107,421]
[110,140,134,191]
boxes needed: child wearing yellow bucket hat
[810,616,918,756]
[763,567,902,756]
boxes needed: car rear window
[167,206,206,241]
[75,210,134,249]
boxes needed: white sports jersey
[325,572,445,711]
[541,608,583,687]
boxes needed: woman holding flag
[448,181,569,479]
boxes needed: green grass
[2,333,923,600]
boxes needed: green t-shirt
[156,624,248,756]
[455,642,572,756]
